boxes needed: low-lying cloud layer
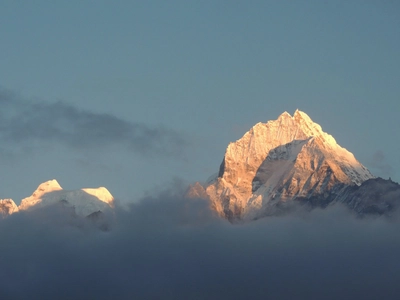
[0,89,187,158]
[1,185,400,300]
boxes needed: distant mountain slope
[337,177,400,215]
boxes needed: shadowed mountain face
[187,110,400,222]
[337,178,400,215]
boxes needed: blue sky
[1,1,399,202]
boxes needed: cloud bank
[0,89,187,158]
[1,185,400,300]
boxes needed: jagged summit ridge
[194,110,374,221]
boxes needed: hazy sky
[1,1,399,202]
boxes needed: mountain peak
[19,180,115,216]
[277,111,292,119]
[293,108,306,118]
[277,109,308,120]
[293,109,315,125]
[31,179,63,198]
[38,179,62,189]
[196,110,374,221]
[19,179,63,211]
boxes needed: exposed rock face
[18,179,114,217]
[0,199,19,216]
[193,110,374,221]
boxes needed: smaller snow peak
[81,187,114,205]
[39,179,62,190]
[32,179,63,198]
[48,179,62,187]
[18,180,115,216]
[19,179,63,211]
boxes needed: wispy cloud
[0,89,188,158]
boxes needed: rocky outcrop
[0,199,19,216]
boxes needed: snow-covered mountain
[11,179,115,217]
[188,110,380,221]
[1,110,398,224]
